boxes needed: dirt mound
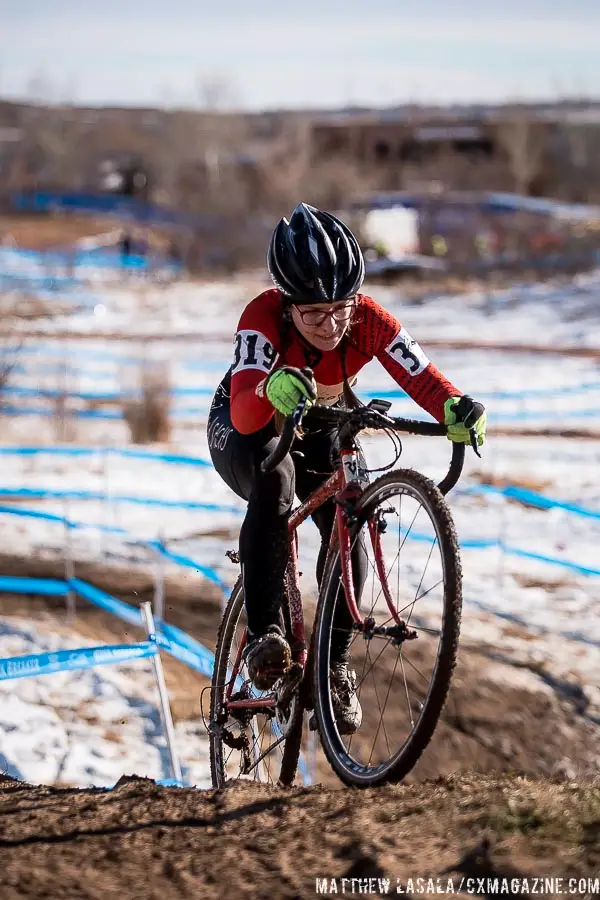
[1,557,600,897]
[0,772,598,899]
[0,552,599,787]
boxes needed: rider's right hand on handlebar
[265,366,317,417]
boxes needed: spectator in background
[120,230,132,263]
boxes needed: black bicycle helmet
[267,202,365,303]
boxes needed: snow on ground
[1,264,600,786]
[0,616,210,789]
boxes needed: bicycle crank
[274,663,303,736]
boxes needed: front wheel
[312,468,462,787]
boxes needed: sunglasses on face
[294,299,357,327]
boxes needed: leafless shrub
[120,358,171,444]
[495,108,547,196]
[0,338,20,398]
[0,295,26,413]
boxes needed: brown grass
[0,214,119,249]
[120,359,172,444]
[470,469,554,493]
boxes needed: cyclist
[208,203,486,734]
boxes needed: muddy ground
[1,552,599,785]
[0,773,598,899]
[0,553,599,898]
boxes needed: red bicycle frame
[225,445,398,711]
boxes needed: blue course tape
[503,485,600,519]
[1,405,122,420]
[396,526,599,577]
[113,448,212,467]
[0,640,157,682]
[0,488,242,514]
[0,508,233,595]
[0,574,216,677]
[0,504,66,524]
[0,406,211,420]
[362,382,600,402]
[155,619,216,663]
[0,484,598,580]
[150,543,230,590]
[154,631,214,678]
[0,504,130,538]
[70,578,143,627]
[0,576,69,596]
[3,386,215,400]
[462,483,600,521]
[502,544,600,577]
[0,446,213,468]
[0,446,103,459]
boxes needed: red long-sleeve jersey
[229,290,462,434]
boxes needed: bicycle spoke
[316,469,460,785]
[401,650,436,688]
[367,646,401,764]
[405,539,438,627]
[366,643,393,762]
[399,653,415,730]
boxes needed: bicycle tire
[312,468,462,787]
[209,575,303,788]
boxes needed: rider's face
[290,299,356,351]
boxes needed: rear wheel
[312,468,462,787]
[209,575,305,787]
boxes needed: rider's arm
[359,296,462,422]
[229,291,282,434]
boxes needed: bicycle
[208,390,469,788]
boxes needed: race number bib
[385,327,429,376]
[231,330,279,375]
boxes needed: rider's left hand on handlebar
[444,395,487,448]
[265,366,318,417]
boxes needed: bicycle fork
[335,448,418,646]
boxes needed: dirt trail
[1,552,598,790]
[1,554,599,898]
[0,772,598,899]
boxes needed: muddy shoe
[330,663,362,735]
[245,626,292,691]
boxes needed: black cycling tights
[208,380,368,664]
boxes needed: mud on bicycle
[207,393,470,788]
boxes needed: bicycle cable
[363,425,403,476]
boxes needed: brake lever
[293,395,308,426]
[469,427,482,458]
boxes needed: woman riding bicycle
[208,202,487,734]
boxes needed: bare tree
[151,81,250,216]
[495,107,547,196]
[557,121,600,203]
[14,75,81,188]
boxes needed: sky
[1,0,599,111]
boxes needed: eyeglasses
[294,300,357,327]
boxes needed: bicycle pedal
[274,663,303,703]
[252,665,287,691]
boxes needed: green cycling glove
[444,395,487,447]
[265,366,317,417]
